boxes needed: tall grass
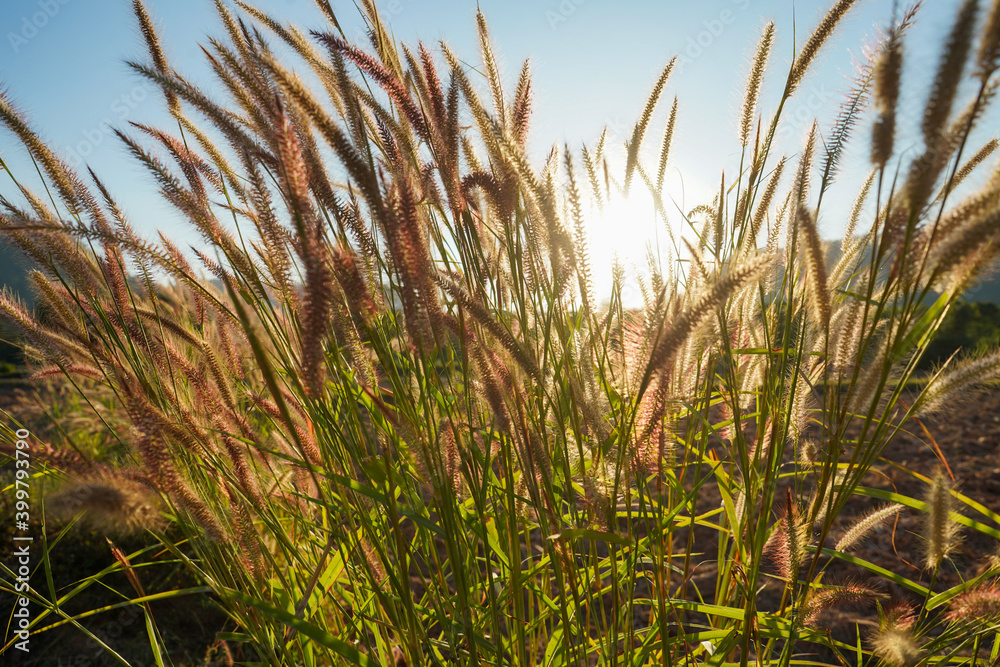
[3,0,1000,664]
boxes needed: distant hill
[0,240,36,369]
[823,237,1000,305]
[0,240,36,307]
[961,271,1000,304]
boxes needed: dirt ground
[824,387,1000,587]
[753,388,1000,661]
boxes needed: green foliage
[923,300,1000,369]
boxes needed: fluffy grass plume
[836,503,904,552]
[922,467,962,570]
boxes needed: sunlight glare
[589,187,666,306]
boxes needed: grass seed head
[946,583,1000,623]
[871,626,922,667]
[979,0,1000,77]
[740,22,775,147]
[48,477,165,535]
[922,0,978,145]
[922,467,961,570]
[863,26,906,165]
[836,503,903,552]
[803,580,883,626]
[788,0,860,94]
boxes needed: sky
[0,0,992,302]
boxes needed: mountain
[824,237,1000,305]
[0,240,36,307]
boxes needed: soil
[831,389,1000,585]
[805,388,1000,659]
[696,387,1000,663]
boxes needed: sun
[587,186,669,304]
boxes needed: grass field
[3,0,1000,664]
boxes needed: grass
[2,0,1000,664]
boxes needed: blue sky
[0,0,991,299]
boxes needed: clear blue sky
[0,0,991,298]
